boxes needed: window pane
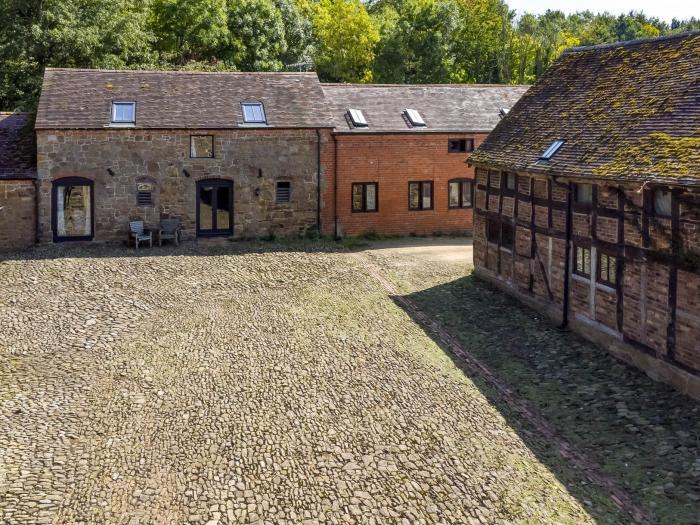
[365,184,377,211]
[654,190,672,217]
[191,136,214,158]
[449,182,460,207]
[609,256,617,284]
[199,186,213,230]
[56,184,91,237]
[112,103,134,123]
[461,181,472,207]
[422,182,432,209]
[584,248,591,275]
[409,183,420,209]
[576,247,583,273]
[352,184,363,211]
[576,184,593,204]
[243,103,265,123]
[600,254,608,280]
[501,223,514,249]
[216,187,231,230]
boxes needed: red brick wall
[321,133,484,236]
[0,179,35,250]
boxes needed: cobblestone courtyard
[1,239,698,524]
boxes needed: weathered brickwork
[473,167,700,399]
[321,133,481,237]
[36,129,333,242]
[0,180,35,250]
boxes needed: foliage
[0,0,698,110]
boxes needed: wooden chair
[158,218,181,247]
[129,220,152,249]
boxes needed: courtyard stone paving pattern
[0,239,696,524]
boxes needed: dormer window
[348,109,367,127]
[242,102,266,124]
[539,139,565,160]
[405,109,425,127]
[111,102,135,125]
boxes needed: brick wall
[321,133,484,237]
[36,128,331,243]
[473,167,700,399]
[0,180,35,250]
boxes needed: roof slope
[322,84,528,133]
[36,69,333,130]
[470,32,700,185]
[0,113,36,179]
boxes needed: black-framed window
[501,222,514,250]
[196,179,233,236]
[448,179,473,208]
[276,181,291,203]
[574,245,591,277]
[448,138,474,153]
[574,183,593,205]
[486,219,500,243]
[653,189,672,217]
[409,181,433,210]
[191,135,214,158]
[111,101,136,124]
[52,177,94,242]
[352,182,378,212]
[502,172,517,194]
[598,252,618,287]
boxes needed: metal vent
[137,191,153,206]
[276,182,290,203]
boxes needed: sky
[506,0,698,23]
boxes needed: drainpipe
[332,134,338,239]
[316,129,321,235]
[560,178,573,329]
[33,179,40,244]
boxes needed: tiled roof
[35,69,333,130]
[0,113,36,180]
[470,32,700,186]
[321,84,529,133]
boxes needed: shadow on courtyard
[395,275,700,525]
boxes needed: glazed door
[196,180,233,236]
[52,177,94,241]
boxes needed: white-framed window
[347,109,367,127]
[242,102,266,124]
[111,102,136,124]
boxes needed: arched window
[52,177,94,241]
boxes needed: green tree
[276,0,314,67]
[311,0,380,82]
[226,0,287,70]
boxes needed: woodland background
[1,0,698,111]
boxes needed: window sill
[596,281,617,293]
[106,123,136,128]
[572,273,590,284]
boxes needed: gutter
[316,129,321,234]
[560,179,573,329]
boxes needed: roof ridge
[44,68,317,76]
[322,83,529,88]
[563,30,700,54]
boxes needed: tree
[275,0,314,67]
[226,0,287,70]
[311,0,380,82]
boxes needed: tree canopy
[1,0,697,111]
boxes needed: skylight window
[540,139,565,160]
[499,108,509,119]
[348,109,367,127]
[405,109,426,127]
[242,102,266,124]
[111,102,135,124]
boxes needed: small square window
[448,138,474,153]
[448,180,473,208]
[191,135,214,158]
[574,183,593,205]
[352,182,378,212]
[653,189,672,217]
[276,181,291,203]
[409,181,433,210]
[348,109,368,127]
[242,102,266,123]
[598,252,618,287]
[111,102,135,124]
[574,245,591,277]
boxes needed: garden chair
[159,218,181,247]
[129,220,152,249]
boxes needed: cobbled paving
[2,242,615,524]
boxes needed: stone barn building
[469,32,700,399]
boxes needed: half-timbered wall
[473,166,700,399]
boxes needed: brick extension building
[469,32,700,399]
[0,69,525,249]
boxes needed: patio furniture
[129,220,152,249]
[159,218,181,247]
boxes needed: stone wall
[36,128,332,242]
[473,167,700,399]
[0,180,35,250]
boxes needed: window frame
[651,188,672,218]
[241,102,267,124]
[190,135,215,159]
[486,219,500,244]
[408,181,434,211]
[501,172,517,196]
[404,108,426,127]
[447,138,474,154]
[448,179,473,209]
[573,183,594,211]
[597,252,618,288]
[573,244,592,278]
[275,181,291,204]
[351,182,379,213]
[110,101,136,125]
[500,221,514,251]
[348,108,368,128]
[51,176,95,242]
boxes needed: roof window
[111,102,136,124]
[242,102,266,124]
[405,109,426,127]
[499,108,509,119]
[348,109,367,127]
[540,139,565,160]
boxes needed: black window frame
[408,181,434,211]
[486,219,500,244]
[447,138,474,154]
[500,221,514,251]
[196,178,234,237]
[574,244,592,278]
[597,252,618,287]
[275,181,291,204]
[351,182,378,213]
[190,135,215,159]
[448,179,473,209]
[501,172,517,196]
[51,176,95,242]
[573,183,594,211]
